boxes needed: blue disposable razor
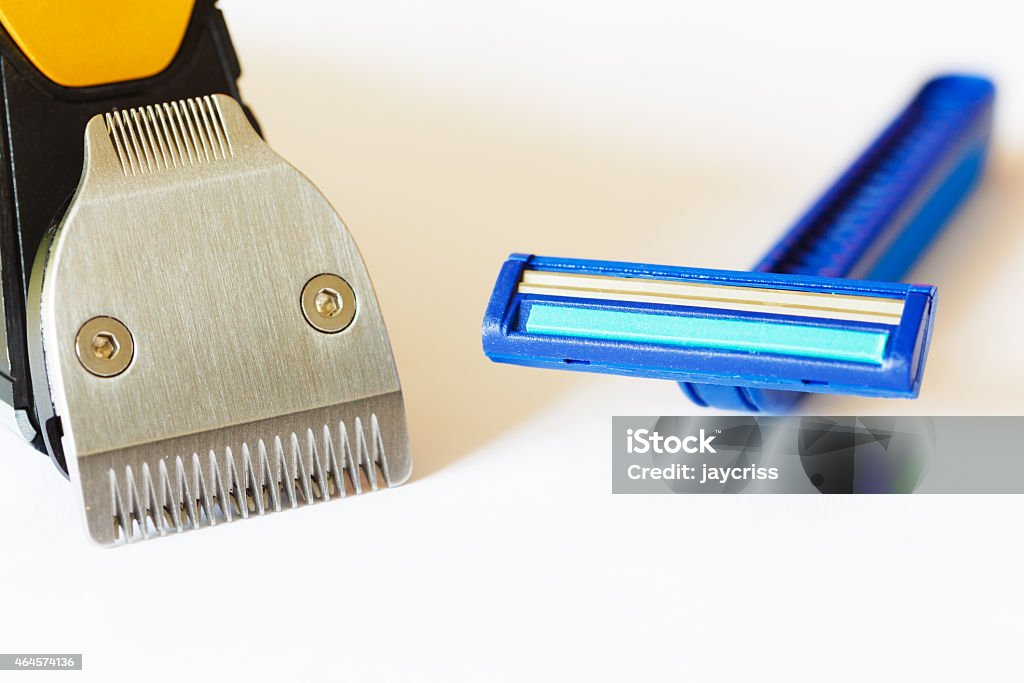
[481,75,995,408]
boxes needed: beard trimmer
[0,0,412,545]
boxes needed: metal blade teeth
[107,415,392,543]
[103,96,233,176]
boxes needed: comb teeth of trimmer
[104,98,235,174]
[30,96,412,546]
[102,400,399,543]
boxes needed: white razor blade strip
[519,271,905,325]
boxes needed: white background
[3,0,1024,680]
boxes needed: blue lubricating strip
[524,304,889,365]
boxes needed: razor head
[32,95,411,545]
[483,254,937,399]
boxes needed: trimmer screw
[76,316,134,377]
[302,274,356,334]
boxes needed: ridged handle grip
[682,75,994,412]
[755,75,994,280]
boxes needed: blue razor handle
[683,74,995,411]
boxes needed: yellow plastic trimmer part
[0,0,195,87]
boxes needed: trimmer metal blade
[30,95,412,545]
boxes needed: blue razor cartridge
[481,74,993,408]
[483,255,936,397]
[684,74,994,410]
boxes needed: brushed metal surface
[34,95,411,545]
